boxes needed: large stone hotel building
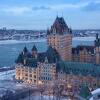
[15,17,100,90]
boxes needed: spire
[23,46,28,53]
[56,11,58,18]
[32,45,37,51]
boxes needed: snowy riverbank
[0,38,46,45]
[0,37,96,45]
[73,37,95,41]
[0,67,15,72]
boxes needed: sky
[0,0,100,30]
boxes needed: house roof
[56,61,100,77]
[25,58,37,68]
[48,16,72,35]
[16,46,60,66]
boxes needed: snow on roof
[91,88,100,95]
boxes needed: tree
[79,84,91,100]
[39,85,45,100]
[1,90,14,100]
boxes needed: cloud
[82,1,100,12]
[1,1,100,16]
[32,6,51,11]
[1,7,32,15]
[49,1,100,12]
[50,3,88,10]
[0,6,51,15]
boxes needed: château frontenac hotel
[15,16,100,90]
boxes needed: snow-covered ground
[89,88,100,100]
[0,69,68,100]
[0,69,15,80]
[0,69,29,96]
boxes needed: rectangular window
[34,80,36,83]
[34,75,36,78]
[25,74,28,76]
[30,74,32,77]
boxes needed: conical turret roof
[32,45,37,51]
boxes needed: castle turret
[47,16,72,61]
[23,46,28,56]
[32,45,38,58]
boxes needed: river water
[0,37,95,67]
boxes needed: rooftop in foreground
[56,61,100,77]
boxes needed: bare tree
[39,84,45,100]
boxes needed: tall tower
[47,16,72,61]
[95,34,100,65]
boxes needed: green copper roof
[25,58,37,68]
[56,61,100,77]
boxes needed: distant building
[72,34,100,65]
[2,27,7,30]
